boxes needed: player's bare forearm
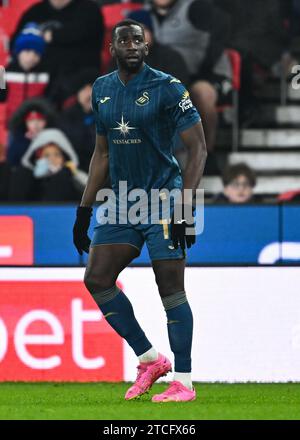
[80,134,109,207]
[180,121,207,205]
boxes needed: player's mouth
[126,54,139,61]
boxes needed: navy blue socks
[162,291,193,373]
[92,286,152,356]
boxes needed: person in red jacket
[0,22,49,124]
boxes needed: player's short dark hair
[111,19,145,41]
[222,163,256,187]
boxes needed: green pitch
[0,383,299,420]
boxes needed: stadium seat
[101,2,144,73]
[0,1,41,35]
[277,189,300,202]
[217,49,242,152]
[0,8,19,36]
[4,0,41,15]
[0,28,9,65]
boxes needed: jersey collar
[116,63,148,88]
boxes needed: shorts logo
[179,90,193,112]
[135,91,150,106]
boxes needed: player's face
[111,25,148,73]
[224,175,254,203]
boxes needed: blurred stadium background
[0,0,300,419]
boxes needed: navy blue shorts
[91,220,185,261]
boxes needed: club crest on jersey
[135,91,150,106]
[179,90,193,112]
[99,97,111,104]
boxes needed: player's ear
[144,43,149,56]
[109,43,115,57]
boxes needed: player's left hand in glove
[73,206,92,255]
[171,204,196,251]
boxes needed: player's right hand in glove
[73,206,92,255]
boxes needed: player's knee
[84,269,116,294]
[155,267,184,297]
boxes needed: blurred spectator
[110,9,189,85]
[7,98,57,167]
[218,0,287,69]
[216,0,289,122]
[9,128,88,202]
[60,69,99,172]
[289,0,300,38]
[10,0,104,77]
[0,23,49,124]
[213,163,259,204]
[149,0,232,172]
[46,65,100,110]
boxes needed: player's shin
[161,290,193,390]
[91,285,153,356]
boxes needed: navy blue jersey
[91,63,200,198]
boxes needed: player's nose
[126,39,138,50]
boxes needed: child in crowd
[213,163,259,203]
[9,128,88,202]
[0,23,49,123]
[7,97,57,166]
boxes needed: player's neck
[117,63,145,85]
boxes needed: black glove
[170,204,196,251]
[73,206,92,255]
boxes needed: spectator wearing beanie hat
[0,23,50,124]
[14,22,46,59]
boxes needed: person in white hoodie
[9,128,88,201]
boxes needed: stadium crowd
[0,0,299,203]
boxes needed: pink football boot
[125,353,172,400]
[152,380,196,403]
